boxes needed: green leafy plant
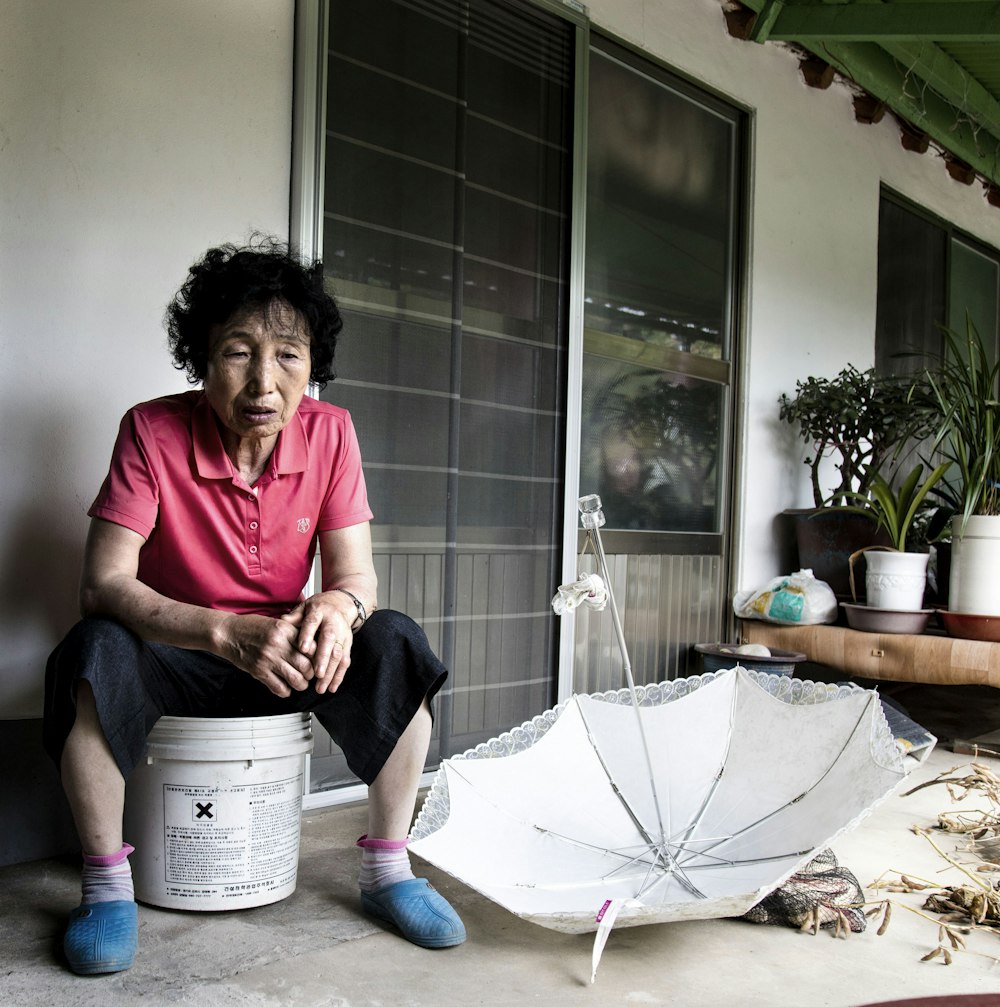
[779,366,932,508]
[843,462,951,552]
[919,320,1000,526]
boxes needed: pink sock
[81,843,135,905]
[356,834,414,893]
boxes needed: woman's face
[204,302,312,446]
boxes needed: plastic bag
[733,569,837,625]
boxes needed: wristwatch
[333,587,367,631]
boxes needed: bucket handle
[848,545,894,603]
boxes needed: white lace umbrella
[410,496,922,979]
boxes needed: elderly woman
[44,239,465,976]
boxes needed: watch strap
[333,588,367,631]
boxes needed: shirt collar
[192,393,309,480]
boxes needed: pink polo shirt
[89,391,373,616]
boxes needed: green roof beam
[759,1,1000,43]
[812,39,1000,185]
[749,0,786,42]
[733,0,1000,185]
[882,39,1000,136]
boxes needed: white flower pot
[950,514,1000,616]
[864,550,929,611]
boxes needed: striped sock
[356,835,414,893]
[80,843,135,905]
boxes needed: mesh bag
[741,849,866,932]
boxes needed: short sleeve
[318,412,374,530]
[88,408,161,539]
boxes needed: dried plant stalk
[868,761,1000,966]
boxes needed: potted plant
[919,320,1000,615]
[843,462,950,611]
[778,366,932,598]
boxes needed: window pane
[575,38,742,695]
[875,199,1000,496]
[583,45,738,534]
[585,50,736,359]
[875,197,1000,384]
[875,198,947,377]
[950,238,1000,352]
[328,0,462,95]
[325,138,458,245]
[581,355,724,533]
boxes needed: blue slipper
[360,878,466,948]
[64,900,138,975]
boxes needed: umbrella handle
[578,495,669,844]
[591,897,626,983]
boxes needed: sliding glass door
[573,38,744,693]
[310,0,574,790]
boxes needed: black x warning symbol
[194,801,215,820]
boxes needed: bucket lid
[143,713,314,762]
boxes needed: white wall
[586,0,1000,593]
[0,0,294,717]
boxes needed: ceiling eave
[732,0,1000,191]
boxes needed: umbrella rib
[670,847,815,870]
[595,843,709,900]
[664,676,740,859]
[441,763,662,870]
[526,824,657,865]
[574,697,659,849]
[442,761,666,876]
[671,695,879,868]
[634,850,709,901]
[628,845,814,904]
[524,826,680,892]
[573,699,710,900]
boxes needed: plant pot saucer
[936,609,1000,642]
[841,603,933,635]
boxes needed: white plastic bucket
[124,713,313,911]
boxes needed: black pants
[43,610,447,786]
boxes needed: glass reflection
[586,50,734,357]
[581,357,723,533]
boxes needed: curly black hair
[165,236,342,388]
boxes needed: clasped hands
[224,591,358,698]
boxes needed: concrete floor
[6,685,1000,1007]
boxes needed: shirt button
[249,545,258,554]
[250,521,258,530]
[247,494,255,502]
